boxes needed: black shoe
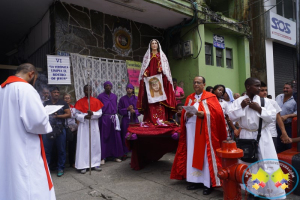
[247,194,260,200]
[186,183,204,190]
[203,186,213,195]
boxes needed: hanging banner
[47,55,71,85]
[126,60,141,96]
[213,34,225,49]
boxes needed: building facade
[249,0,297,98]
[1,0,252,99]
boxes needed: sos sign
[271,17,291,34]
[266,12,296,45]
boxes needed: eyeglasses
[193,81,203,85]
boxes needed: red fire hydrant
[216,139,251,200]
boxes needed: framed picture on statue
[144,74,167,104]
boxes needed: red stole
[192,96,207,170]
[1,76,53,190]
[75,96,104,113]
[1,76,28,88]
[182,93,206,170]
[39,135,53,190]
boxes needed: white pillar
[265,39,276,99]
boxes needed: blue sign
[213,34,225,49]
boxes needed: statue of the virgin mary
[137,39,177,125]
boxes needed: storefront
[265,11,297,97]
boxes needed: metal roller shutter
[273,42,297,96]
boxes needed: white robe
[0,82,55,200]
[75,108,102,169]
[185,94,211,187]
[228,95,285,199]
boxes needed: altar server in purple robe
[118,84,140,160]
[97,81,124,164]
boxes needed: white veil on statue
[138,39,174,90]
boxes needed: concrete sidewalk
[52,153,298,200]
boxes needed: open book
[44,105,64,115]
[182,106,198,115]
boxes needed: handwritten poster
[47,55,71,85]
[126,60,141,96]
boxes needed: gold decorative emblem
[113,27,132,56]
[191,171,202,177]
[194,99,201,103]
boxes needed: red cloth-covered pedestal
[126,123,180,170]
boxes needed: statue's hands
[143,70,149,77]
[157,67,162,73]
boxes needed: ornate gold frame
[115,30,131,50]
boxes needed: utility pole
[296,0,300,152]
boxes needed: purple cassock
[118,84,140,154]
[97,81,123,159]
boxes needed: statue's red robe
[137,52,176,124]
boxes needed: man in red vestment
[137,39,176,124]
[170,76,227,195]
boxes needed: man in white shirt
[228,78,284,199]
[258,81,289,150]
[0,63,55,200]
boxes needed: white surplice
[186,94,211,187]
[0,82,55,200]
[75,108,102,169]
[228,95,285,199]
[268,99,282,137]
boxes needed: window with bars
[216,48,223,67]
[205,43,213,65]
[226,48,233,68]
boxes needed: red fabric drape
[126,123,180,170]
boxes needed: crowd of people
[171,77,298,199]
[40,81,142,176]
[1,63,299,200]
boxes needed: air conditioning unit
[183,40,193,57]
[172,43,182,60]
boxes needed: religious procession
[0,1,300,200]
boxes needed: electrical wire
[189,0,202,59]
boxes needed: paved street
[52,153,298,200]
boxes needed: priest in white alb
[0,63,55,200]
[171,76,227,195]
[74,85,103,174]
